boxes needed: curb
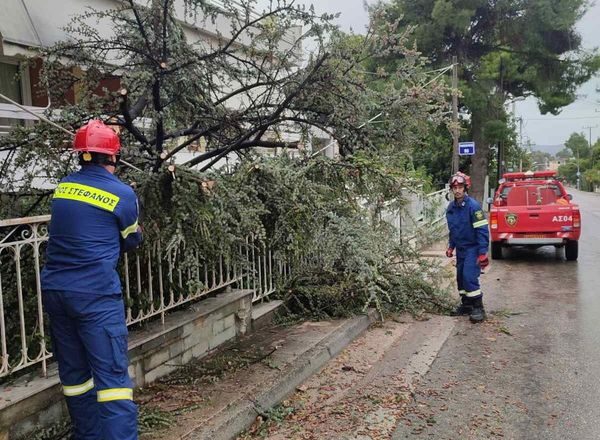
[184,309,379,440]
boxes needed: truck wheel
[491,241,503,260]
[565,240,578,261]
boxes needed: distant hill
[531,144,565,157]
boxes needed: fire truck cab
[489,170,580,261]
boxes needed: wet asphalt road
[393,188,600,439]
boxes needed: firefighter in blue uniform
[445,172,489,323]
[42,120,142,439]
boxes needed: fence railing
[0,216,287,379]
[0,216,51,380]
[423,188,449,226]
[380,188,448,241]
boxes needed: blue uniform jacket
[42,165,142,295]
[446,195,489,256]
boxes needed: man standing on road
[445,172,490,323]
[42,120,142,439]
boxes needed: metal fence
[420,188,449,228]
[380,188,448,241]
[0,216,287,379]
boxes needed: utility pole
[512,100,523,172]
[577,143,581,190]
[451,56,459,174]
[496,57,506,182]
[583,124,597,167]
[518,116,523,171]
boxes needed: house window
[0,62,22,102]
[0,58,32,133]
[0,61,22,131]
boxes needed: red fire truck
[489,170,581,261]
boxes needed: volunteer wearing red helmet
[445,172,489,323]
[42,120,142,439]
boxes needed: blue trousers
[456,247,482,298]
[43,291,138,440]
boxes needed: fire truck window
[550,185,562,196]
[537,187,558,204]
[506,187,529,205]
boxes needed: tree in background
[556,148,573,160]
[371,0,600,201]
[588,139,600,174]
[530,150,553,170]
[412,125,454,189]
[565,132,591,159]
[558,160,579,186]
[583,168,600,191]
[557,133,600,191]
[558,132,600,190]
[558,132,590,187]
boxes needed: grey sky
[514,3,600,150]
[255,0,372,32]
[304,0,373,33]
[260,0,600,150]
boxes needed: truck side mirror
[486,197,493,204]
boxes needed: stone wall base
[0,289,258,439]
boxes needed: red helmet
[73,120,121,155]
[450,172,471,189]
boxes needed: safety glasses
[451,175,466,186]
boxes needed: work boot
[451,296,473,316]
[469,297,486,323]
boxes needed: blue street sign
[458,141,475,156]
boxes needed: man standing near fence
[445,172,489,323]
[41,120,142,439]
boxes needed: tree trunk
[469,116,489,204]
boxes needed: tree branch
[182,137,299,168]
[214,80,280,106]
[161,123,224,162]
[127,0,156,66]
[119,94,150,146]
[193,55,329,172]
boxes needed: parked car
[488,170,581,261]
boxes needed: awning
[0,0,43,51]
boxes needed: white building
[1,0,337,168]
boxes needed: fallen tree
[0,0,453,325]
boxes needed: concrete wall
[0,289,254,440]
[128,289,252,387]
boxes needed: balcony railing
[0,103,46,136]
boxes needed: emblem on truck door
[505,213,518,227]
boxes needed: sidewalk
[136,241,456,440]
[137,312,458,440]
[239,314,456,440]
[137,312,379,440]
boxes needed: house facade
[1,0,339,163]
